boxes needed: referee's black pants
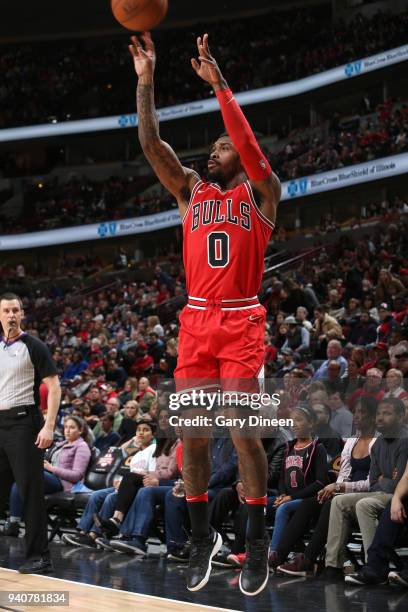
[0,407,49,560]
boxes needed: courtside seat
[45,448,111,541]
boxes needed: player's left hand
[35,425,54,449]
[191,33,224,87]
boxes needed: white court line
[0,568,241,612]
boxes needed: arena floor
[0,537,407,612]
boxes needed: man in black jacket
[324,397,408,579]
[347,311,377,346]
[346,460,408,586]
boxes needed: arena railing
[0,44,407,143]
[1,151,407,251]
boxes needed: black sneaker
[93,513,121,537]
[388,569,408,587]
[239,537,269,596]
[186,528,222,592]
[321,566,344,581]
[1,520,20,537]
[166,543,190,562]
[277,553,315,577]
[62,533,97,549]
[18,557,54,574]
[345,566,388,586]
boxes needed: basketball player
[129,32,280,596]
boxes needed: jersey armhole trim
[244,181,275,231]
[181,179,204,224]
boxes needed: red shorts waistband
[187,296,260,310]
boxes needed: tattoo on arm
[137,83,160,146]
[137,83,199,201]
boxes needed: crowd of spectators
[1,98,407,235]
[274,98,408,181]
[0,8,407,128]
[1,196,408,584]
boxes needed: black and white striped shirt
[0,333,57,410]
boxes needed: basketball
[111,0,168,31]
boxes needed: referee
[0,293,61,574]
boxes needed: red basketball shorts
[174,297,266,394]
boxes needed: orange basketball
[111,0,168,31]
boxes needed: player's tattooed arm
[129,32,200,215]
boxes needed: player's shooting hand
[191,33,225,89]
[129,31,156,79]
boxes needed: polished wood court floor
[0,537,407,612]
[0,567,235,612]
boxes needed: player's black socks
[246,496,267,540]
[186,492,210,539]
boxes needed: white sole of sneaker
[239,562,269,597]
[62,535,96,549]
[277,566,308,577]
[166,554,189,563]
[111,544,146,555]
[187,531,223,592]
[226,557,243,568]
[95,539,115,552]
[212,561,235,568]
[344,575,366,585]
[345,574,388,586]
[388,571,408,587]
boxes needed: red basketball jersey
[182,180,274,299]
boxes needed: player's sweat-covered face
[208,137,242,182]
